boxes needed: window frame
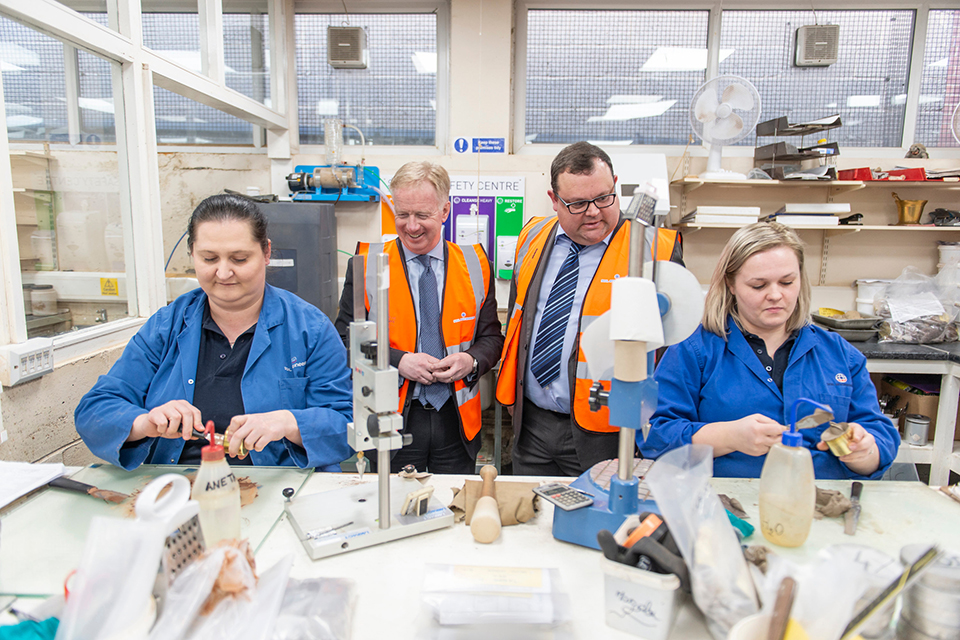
[292,0,450,155]
[0,0,291,359]
[513,0,960,160]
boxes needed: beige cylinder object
[470,465,501,544]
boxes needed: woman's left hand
[226,410,301,458]
[816,422,880,475]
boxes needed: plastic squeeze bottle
[759,401,819,548]
[191,421,242,546]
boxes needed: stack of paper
[763,202,850,227]
[681,205,761,226]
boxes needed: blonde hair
[390,161,450,203]
[702,222,811,338]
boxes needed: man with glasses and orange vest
[497,142,682,476]
[335,161,503,473]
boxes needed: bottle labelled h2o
[191,421,242,546]
[759,400,820,548]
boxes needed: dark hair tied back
[187,194,268,252]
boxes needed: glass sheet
[0,464,310,597]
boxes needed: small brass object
[821,421,853,456]
[892,192,927,225]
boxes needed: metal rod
[618,428,636,481]
[376,253,389,371]
[378,447,390,529]
[352,254,364,323]
[629,218,643,278]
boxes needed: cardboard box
[879,376,960,442]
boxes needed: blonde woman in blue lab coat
[641,222,899,478]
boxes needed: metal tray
[813,321,877,342]
[810,313,881,330]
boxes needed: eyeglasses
[555,192,617,215]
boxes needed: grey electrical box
[261,203,338,322]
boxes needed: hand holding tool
[470,465,501,543]
[844,481,863,535]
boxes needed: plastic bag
[876,267,958,343]
[149,545,291,640]
[270,577,357,640]
[55,516,167,640]
[753,552,866,640]
[644,445,759,639]
[420,564,571,627]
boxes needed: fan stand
[697,143,747,181]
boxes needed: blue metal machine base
[290,164,382,203]
[552,466,660,550]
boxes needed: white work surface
[255,474,960,639]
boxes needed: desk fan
[689,75,761,180]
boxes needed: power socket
[0,338,55,386]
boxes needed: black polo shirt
[179,303,256,466]
[743,329,800,391]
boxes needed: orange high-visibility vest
[357,240,491,442]
[495,218,678,433]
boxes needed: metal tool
[795,407,834,430]
[845,481,863,535]
[283,253,453,560]
[767,576,797,640]
[355,451,366,481]
[135,474,204,584]
[48,476,129,504]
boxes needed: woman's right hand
[727,414,788,456]
[129,400,202,442]
[694,413,787,457]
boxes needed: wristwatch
[471,356,479,375]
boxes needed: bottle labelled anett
[191,421,242,546]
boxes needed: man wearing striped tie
[497,142,683,476]
[335,162,503,473]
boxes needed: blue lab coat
[75,285,352,470]
[641,318,900,479]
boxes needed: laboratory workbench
[853,339,960,485]
[4,466,958,639]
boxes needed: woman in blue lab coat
[641,222,899,479]
[75,194,352,470]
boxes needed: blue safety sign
[454,138,470,153]
[472,138,505,153]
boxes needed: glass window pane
[223,1,270,106]
[525,10,709,146]
[154,85,254,145]
[3,19,134,336]
[142,4,201,70]
[719,10,914,147]
[914,9,960,148]
[295,13,436,146]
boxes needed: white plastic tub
[855,279,891,316]
[601,556,682,640]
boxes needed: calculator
[532,483,593,511]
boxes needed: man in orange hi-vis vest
[496,142,683,476]
[335,162,503,474]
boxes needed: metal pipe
[629,218,643,278]
[376,253,389,371]
[378,447,390,529]
[618,427,636,480]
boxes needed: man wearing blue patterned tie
[497,143,684,476]
[336,162,503,473]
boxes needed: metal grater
[136,474,206,585]
[160,513,204,582]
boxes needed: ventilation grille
[795,25,840,67]
[328,26,368,69]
